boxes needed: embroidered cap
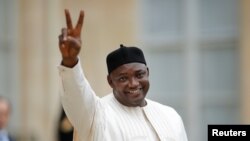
[106,44,147,74]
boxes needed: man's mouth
[127,88,142,96]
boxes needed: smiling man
[58,9,188,141]
[106,45,149,107]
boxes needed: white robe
[58,62,188,141]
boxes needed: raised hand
[58,9,84,67]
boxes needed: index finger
[65,9,73,29]
[75,10,84,32]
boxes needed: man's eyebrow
[117,72,128,76]
[135,68,146,72]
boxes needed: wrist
[61,57,78,68]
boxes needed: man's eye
[118,77,127,82]
[137,72,145,78]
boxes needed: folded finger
[61,28,67,41]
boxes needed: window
[0,0,19,131]
[137,0,240,141]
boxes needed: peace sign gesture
[59,9,84,67]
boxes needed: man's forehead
[111,63,147,74]
[0,101,9,110]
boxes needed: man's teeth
[128,89,140,94]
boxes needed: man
[57,108,74,141]
[0,96,15,141]
[58,9,188,141]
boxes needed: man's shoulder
[146,99,179,115]
[101,93,113,100]
[100,93,115,105]
[146,98,171,108]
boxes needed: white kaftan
[58,62,188,141]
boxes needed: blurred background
[0,0,249,141]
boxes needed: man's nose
[128,77,139,87]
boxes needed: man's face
[108,63,150,107]
[0,101,10,129]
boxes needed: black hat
[106,44,147,74]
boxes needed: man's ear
[107,75,114,88]
[147,67,149,76]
